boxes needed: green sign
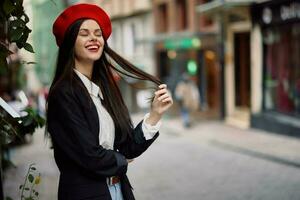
[187,60,198,75]
[164,38,201,50]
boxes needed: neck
[75,59,93,79]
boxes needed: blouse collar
[74,68,104,100]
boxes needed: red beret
[53,3,112,47]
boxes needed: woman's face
[74,19,104,63]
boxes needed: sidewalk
[133,112,300,168]
[4,113,300,200]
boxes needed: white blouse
[74,69,161,150]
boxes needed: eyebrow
[79,28,102,32]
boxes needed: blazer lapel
[73,74,100,140]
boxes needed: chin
[90,56,101,61]
[85,54,101,61]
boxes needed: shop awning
[196,0,268,14]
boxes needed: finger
[158,93,170,101]
[162,96,173,102]
[158,84,167,89]
[155,88,168,96]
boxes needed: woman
[47,3,173,200]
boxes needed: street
[2,0,300,200]
[4,114,300,200]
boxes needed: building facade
[197,0,300,136]
[153,0,221,117]
[197,0,261,128]
[251,0,300,137]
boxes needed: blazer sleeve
[47,87,128,178]
[116,120,159,159]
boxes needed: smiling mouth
[86,44,100,52]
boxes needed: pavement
[3,112,300,200]
[154,113,300,168]
[129,113,300,200]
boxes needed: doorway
[234,32,251,109]
[225,22,252,129]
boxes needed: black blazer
[47,76,159,200]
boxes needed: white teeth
[87,45,99,50]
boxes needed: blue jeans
[108,183,124,200]
[180,106,190,127]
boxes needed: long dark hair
[46,19,162,144]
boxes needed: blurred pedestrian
[47,3,173,200]
[175,73,200,128]
[37,87,48,117]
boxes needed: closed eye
[79,29,102,37]
[79,30,89,36]
[94,30,102,37]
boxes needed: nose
[89,34,97,42]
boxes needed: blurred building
[197,0,256,127]
[197,0,300,136]
[251,0,300,137]
[30,0,65,87]
[152,0,221,117]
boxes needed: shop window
[263,23,300,117]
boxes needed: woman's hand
[146,84,173,125]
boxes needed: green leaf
[17,27,32,45]
[22,116,33,126]
[23,13,30,23]
[10,28,23,42]
[9,19,26,29]
[3,124,11,131]
[16,41,24,49]
[5,197,13,200]
[11,2,24,18]
[3,0,15,15]
[24,26,32,34]
[24,43,34,53]
[28,174,34,183]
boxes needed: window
[263,23,300,117]
[176,0,187,31]
[157,3,168,33]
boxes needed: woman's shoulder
[48,78,88,105]
[48,80,77,100]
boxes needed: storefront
[251,0,300,137]
[155,33,220,114]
